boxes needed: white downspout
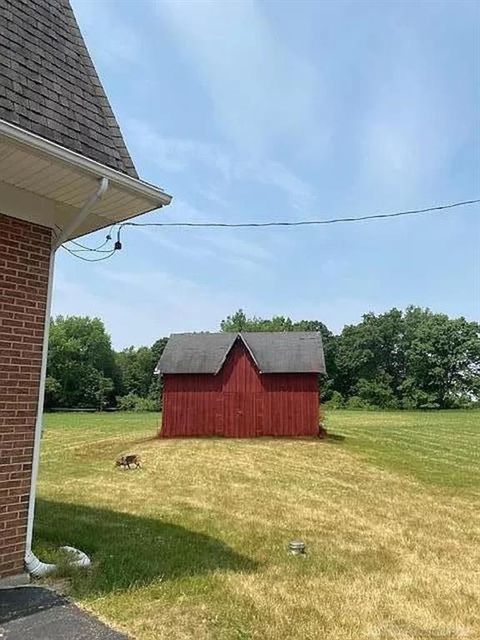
[25,178,108,577]
[54,177,108,249]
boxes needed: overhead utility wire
[66,245,114,253]
[68,239,112,252]
[117,199,479,234]
[62,245,117,262]
[61,198,479,262]
[66,224,117,253]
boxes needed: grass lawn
[35,410,480,640]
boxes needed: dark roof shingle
[0,0,138,177]
[156,332,326,375]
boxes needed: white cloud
[154,0,323,157]
[126,119,232,179]
[71,0,141,66]
[135,198,274,274]
[53,266,238,349]
[52,271,141,348]
[358,31,470,197]
[253,160,316,214]
[126,119,316,212]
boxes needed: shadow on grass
[130,434,160,445]
[34,499,258,596]
[325,432,346,443]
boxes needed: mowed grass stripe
[35,410,480,640]
[329,410,479,492]
[338,433,478,462]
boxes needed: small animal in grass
[115,454,142,470]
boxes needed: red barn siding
[161,341,319,438]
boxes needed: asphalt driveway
[0,587,128,640]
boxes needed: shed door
[222,392,256,438]
[214,393,223,436]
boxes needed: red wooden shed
[156,332,325,438]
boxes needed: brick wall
[0,213,52,580]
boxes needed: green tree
[334,308,405,401]
[116,346,157,397]
[335,307,480,408]
[44,376,62,409]
[148,337,168,407]
[47,309,480,412]
[95,376,115,410]
[221,309,295,332]
[115,337,168,410]
[221,309,249,331]
[401,309,480,408]
[47,316,118,408]
[355,377,398,409]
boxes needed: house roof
[0,0,172,240]
[0,0,137,177]
[156,332,326,375]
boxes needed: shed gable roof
[0,0,137,177]
[156,332,326,375]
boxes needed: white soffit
[0,121,172,241]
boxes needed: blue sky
[54,0,479,349]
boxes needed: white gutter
[0,119,172,207]
[25,178,109,577]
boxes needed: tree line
[45,306,480,411]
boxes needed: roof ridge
[169,331,323,336]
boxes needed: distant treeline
[45,306,480,411]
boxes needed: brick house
[0,0,171,585]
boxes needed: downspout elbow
[25,550,57,578]
[25,548,91,578]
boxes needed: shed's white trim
[237,333,263,373]
[213,333,262,375]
